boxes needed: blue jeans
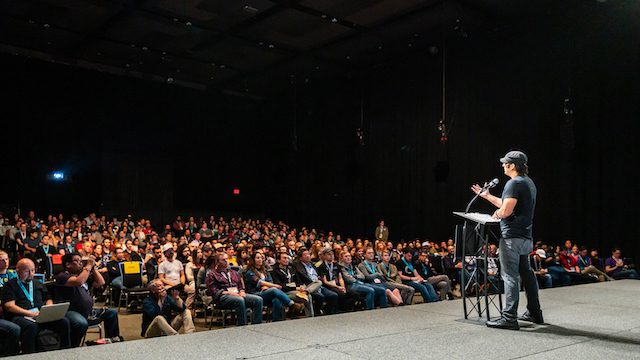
[259,288,293,321]
[547,265,571,286]
[368,283,389,308]
[612,269,640,280]
[348,282,388,309]
[537,273,553,289]
[0,319,20,355]
[499,237,541,321]
[404,281,439,302]
[66,309,120,347]
[316,286,339,314]
[217,293,263,325]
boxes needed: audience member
[338,251,388,310]
[605,248,639,280]
[206,253,263,325]
[141,279,194,337]
[1,259,71,353]
[55,253,120,346]
[270,252,312,317]
[245,252,303,320]
[293,248,338,315]
[396,248,439,303]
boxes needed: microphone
[482,178,499,190]
[465,178,499,213]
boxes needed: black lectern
[453,211,503,320]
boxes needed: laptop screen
[34,273,45,284]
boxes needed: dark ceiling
[1,0,556,95]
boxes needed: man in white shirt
[158,243,185,287]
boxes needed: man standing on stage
[471,150,543,330]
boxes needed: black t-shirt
[1,278,50,318]
[500,175,537,240]
[316,261,341,283]
[395,258,415,278]
[54,271,94,318]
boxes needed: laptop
[30,302,70,324]
[33,273,45,284]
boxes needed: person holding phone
[141,279,195,337]
[55,253,120,346]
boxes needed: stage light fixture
[47,171,68,182]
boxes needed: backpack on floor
[36,329,60,352]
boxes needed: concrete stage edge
[11,280,640,360]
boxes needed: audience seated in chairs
[358,247,404,306]
[316,247,357,312]
[270,252,313,317]
[55,253,120,347]
[3,210,640,356]
[605,248,640,280]
[0,251,21,356]
[414,250,452,301]
[530,249,553,289]
[206,252,263,326]
[141,279,195,337]
[293,248,338,315]
[377,250,415,305]
[1,258,72,353]
[244,252,304,321]
[575,246,612,282]
[396,248,439,303]
[158,243,185,289]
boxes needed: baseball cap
[320,247,333,255]
[213,243,224,250]
[535,249,546,258]
[162,243,174,253]
[500,150,528,165]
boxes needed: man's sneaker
[486,318,520,330]
[518,311,544,324]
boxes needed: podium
[453,211,503,320]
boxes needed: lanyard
[284,267,292,282]
[18,280,34,308]
[326,262,334,280]
[222,271,232,286]
[42,245,49,254]
[402,258,414,272]
[382,263,391,277]
[345,265,354,276]
[365,261,376,274]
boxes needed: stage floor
[13,280,640,359]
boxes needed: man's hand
[540,269,548,275]
[27,310,40,318]
[170,289,180,299]
[471,184,489,198]
[239,290,246,298]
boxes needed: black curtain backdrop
[1,1,638,259]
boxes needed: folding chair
[117,261,149,313]
[51,254,64,278]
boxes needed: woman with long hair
[244,252,303,321]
